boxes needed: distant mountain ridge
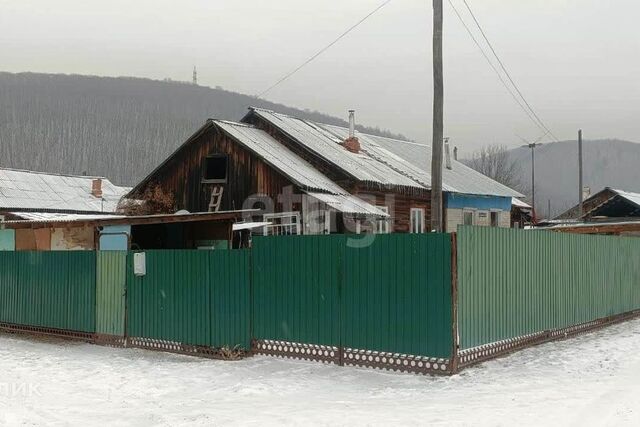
[507,139,640,217]
[0,72,408,186]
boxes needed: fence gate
[125,250,251,357]
[251,234,455,375]
[95,251,127,345]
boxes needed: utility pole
[522,142,542,220]
[430,0,444,232]
[578,129,584,218]
[192,66,198,86]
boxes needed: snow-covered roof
[247,108,523,198]
[5,212,123,222]
[611,189,640,208]
[214,120,347,194]
[512,198,532,209]
[0,168,130,213]
[305,192,390,217]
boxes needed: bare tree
[464,144,521,190]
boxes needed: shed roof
[246,108,523,198]
[1,209,252,229]
[0,168,130,213]
[305,192,389,217]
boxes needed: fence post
[449,233,460,374]
[337,236,344,366]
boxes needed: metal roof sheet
[512,198,532,209]
[249,108,523,198]
[305,192,390,217]
[6,212,123,222]
[0,168,131,213]
[612,189,640,207]
[249,109,423,189]
[214,120,348,195]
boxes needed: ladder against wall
[208,186,224,212]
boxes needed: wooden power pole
[431,0,444,232]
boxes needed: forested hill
[507,139,640,217]
[0,72,407,186]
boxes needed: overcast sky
[1,0,639,152]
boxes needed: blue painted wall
[445,193,512,211]
[99,225,131,251]
[0,229,15,251]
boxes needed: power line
[446,0,549,138]
[462,0,560,142]
[256,0,393,99]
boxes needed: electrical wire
[462,0,559,142]
[446,0,550,139]
[256,0,393,99]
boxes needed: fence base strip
[0,322,94,342]
[127,337,250,361]
[3,310,640,375]
[458,309,640,370]
[252,339,453,375]
[94,334,127,348]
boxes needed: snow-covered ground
[2,319,640,426]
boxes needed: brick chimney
[341,110,361,154]
[92,178,103,198]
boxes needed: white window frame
[490,210,500,227]
[262,212,301,236]
[462,209,475,226]
[410,208,425,233]
[376,206,390,234]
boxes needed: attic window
[203,155,228,183]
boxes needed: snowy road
[2,320,640,426]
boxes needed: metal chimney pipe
[348,110,355,138]
[444,137,452,170]
[453,146,458,161]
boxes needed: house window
[410,208,425,233]
[262,212,301,236]
[203,155,228,183]
[463,210,474,226]
[490,211,499,227]
[376,206,390,234]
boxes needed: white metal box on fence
[134,252,146,276]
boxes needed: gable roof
[213,120,346,194]
[245,107,523,198]
[129,120,388,217]
[0,168,130,214]
[556,187,640,219]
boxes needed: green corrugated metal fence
[252,236,343,347]
[96,251,127,336]
[252,234,453,358]
[0,251,96,333]
[457,226,640,349]
[126,250,251,349]
[342,234,452,358]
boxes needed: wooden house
[127,108,523,235]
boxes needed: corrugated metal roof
[612,189,640,207]
[249,108,523,198]
[6,212,123,222]
[512,198,532,209]
[214,120,349,195]
[305,192,390,217]
[248,109,423,189]
[215,121,390,218]
[0,168,131,213]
